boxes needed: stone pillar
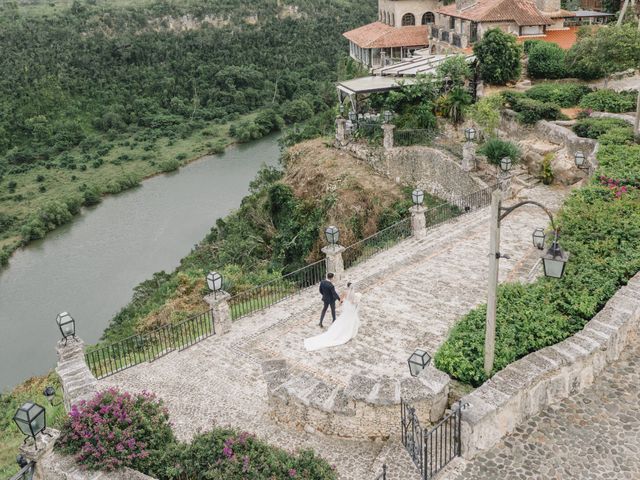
[410,205,427,238]
[498,170,513,199]
[462,142,476,171]
[19,428,60,480]
[322,244,345,281]
[382,123,395,150]
[204,291,232,335]
[56,338,97,413]
[335,117,348,147]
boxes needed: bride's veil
[345,282,357,304]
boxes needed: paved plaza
[445,339,640,480]
[101,184,569,479]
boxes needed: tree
[566,24,640,85]
[439,87,472,124]
[436,55,471,90]
[473,29,522,85]
[527,42,566,79]
[469,94,502,138]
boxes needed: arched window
[422,12,435,24]
[401,13,416,26]
[391,13,395,26]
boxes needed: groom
[319,272,341,328]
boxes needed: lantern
[325,226,340,245]
[412,189,424,206]
[574,151,586,169]
[408,349,431,377]
[383,110,393,123]
[13,402,46,445]
[348,111,357,123]
[500,157,512,172]
[541,239,569,279]
[56,312,75,342]
[206,271,223,293]
[339,104,345,117]
[532,228,546,250]
[464,127,476,142]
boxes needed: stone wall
[24,339,157,480]
[459,273,640,460]
[56,339,98,412]
[263,360,449,439]
[343,143,484,202]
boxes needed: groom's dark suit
[319,279,340,327]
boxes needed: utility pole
[484,189,501,376]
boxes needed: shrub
[82,185,102,206]
[468,94,502,138]
[541,153,554,185]
[578,89,638,113]
[598,127,636,146]
[504,92,562,124]
[473,28,522,85]
[522,39,544,54]
[525,83,592,107]
[57,389,174,472]
[104,173,142,194]
[478,138,521,166]
[573,117,631,139]
[435,142,640,386]
[281,99,314,124]
[154,429,337,480]
[159,159,180,172]
[527,42,566,79]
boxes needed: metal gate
[401,399,465,480]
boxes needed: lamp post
[574,150,592,175]
[339,104,345,118]
[56,312,76,345]
[412,188,424,206]
[408,348,431,377]
[462,127,477,171]
[206,271,223,299]
[383,110,393,124]
[484,189,569,376]
[13,402,49,449]
[325,225,340,247]
[43,386,62,407]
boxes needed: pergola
[336,76,416,112]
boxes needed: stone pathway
[101,184,568,479]
[444,339,640,480]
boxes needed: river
[0,135,280,390]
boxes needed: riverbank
[0,114,262,268]
[0,135,281,390]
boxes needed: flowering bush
[57,389,174,471]
[157,429,337,480]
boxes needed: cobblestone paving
[102,184,569,479]
[447,340,640,480]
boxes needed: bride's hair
[347,282,352,287]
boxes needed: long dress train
[304,287,361,351]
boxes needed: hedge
[579,89,638,113]
[502,92,563,124]
[573,117,632,139]
[525,83,592,108]
[435,142,640,386]
[527,42,566,79]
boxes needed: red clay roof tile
[343,22,429,48]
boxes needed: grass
[0,372,65,477]
[0,114,259,268]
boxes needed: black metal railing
[228,259,326,321]
[374,464,388,480]
[343,217,412,270]
[424,402,463,479]
[354,121,383,145]
[85,309,215,379]
[441,30,450,42]
[401,398,464,480]
[452,33,462,48]
[9,462,35,480]
[394,129,436,147]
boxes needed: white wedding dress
[304,285,361,351]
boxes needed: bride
[304,282,361,351]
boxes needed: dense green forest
[0,0,375,265]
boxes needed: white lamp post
[412,189,425,206]
[56,312,76,344]
[206,271,223,298]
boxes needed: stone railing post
[410,205,427,238]
[322,244,345,281]
[56,338,97,412]
[498,170,513,198]
[462,141,476,171]
[204,291,232,336]
[382,123,395,150]
[19,428,60,480]
[335,117,348,147]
